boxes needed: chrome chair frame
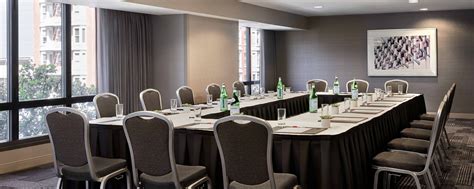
[176,86,195,106]
[47,107,131,189]
[384,79,409,93]
[346,79,370,93]
[139,88,163,111]
[205,83,221,100]
[123,111,211,189]
[93,93,120,118]
[306,79,328,92]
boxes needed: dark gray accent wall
[263,30,277,91]
[275,10,474,113]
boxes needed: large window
[0,1,96,147]
[238,27,262,94]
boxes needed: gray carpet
[0,119,472,189]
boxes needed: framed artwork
[367,28,437,76]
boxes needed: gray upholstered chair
[206,83,221,101]
[176,86,195,106]
[93,93,119,118]
[123,111,211,189]
[140,88,163,111]
[214,115,299,189]
[233,81,246,97]
[306,79,328,92]
[384,79,409,93]
[372,98,447,189]
[345,79,369,93]
[46,107,131,189]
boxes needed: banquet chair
[93,93,120,118]
[46,107,131,189]
[176,86,195,106]
[345,79,369,93]
[206,83,221,101]
[214,115,300,189]
[372,98,447,189]
[140,88,163,111]
[233,81,246,97]
[306,79,328,92]
[384,79,409,93]
[123,111,211,189]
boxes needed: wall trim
[0,154,53,175]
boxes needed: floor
[0,119,472,189]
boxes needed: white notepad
[276,127,311,133]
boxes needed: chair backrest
[93,93,119,118]
[206,83,221,101]
[214,115,276,189]
[233,81,246,97]
[346,79,369,93]
[423,96,448,173]
[140,89,163,111]
[384,79,409,93]
[46,107,98,180]
[306,79,328,92]
[176,86,195,106]
[123,111,179,188]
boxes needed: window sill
[0,136,50,152]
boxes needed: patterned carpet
[0,119,472,189]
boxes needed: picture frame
[367,28,437,76]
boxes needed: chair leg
[443,128,451,148]
[86,181,89,189]
[430,163,441,187]
[423,174,431,189]
[126,170,132,189]
[410,173,422,189]
[373,169,382,189]
[426,170,436,189]
[56,177,63,189]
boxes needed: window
[72,5,96,97]
[74,27,79,43]
[72,102,96,120]
[238,27,262,94]
[0,2,97,146]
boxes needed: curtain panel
[97,9,152,113]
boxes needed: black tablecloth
[64,94,426,189]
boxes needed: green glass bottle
[309,84,318,113]
[351,79,358,100]
[333,76,340,94]
[230,87,240,115]
[220,83,228,111]
[277,77,283,99]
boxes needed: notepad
[276,127,311,133]
[350,109,384,114]
[331,117,367,123]
[365,103,395,107]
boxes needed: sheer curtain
[97,9,152,113]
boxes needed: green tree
[0,62,96,140]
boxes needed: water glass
[344,97,351,112]
[374,88,381,100]
[386,86,392,96]
[285,87,291,93]
[194,107,202,122]
[277,108,286,125]
[170,99,178,112]
[115,104,124,118]
[362,93,368,105]
[328,86,334,94]
[321,104,330,116]
[398,84,404,95]
[207,95,213,106]
[237,90,242,98]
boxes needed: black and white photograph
[368,28,437,76]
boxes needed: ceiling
[241,0,474,16]
[48,0,183,15]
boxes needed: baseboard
[0,143,53,175]
[427,112,474,120]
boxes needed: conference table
[63,92,426,189]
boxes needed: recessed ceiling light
[419,8,429,11]
[314,5,323,9]
[409,0,419,3]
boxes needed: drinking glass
[386,86,392,96]
[194,106,202,122]
[398,84,403,95]
[362,93,368,105]
[374,88,381,101]
[237,90,242,98]
[285,87,291,93]
[170,99,178,112]
[344,97,351,112]
[115,104,124,118]
[277,108,286,125]
[328,86,334,94]
[321,104,329,116]
[207,95,213,106]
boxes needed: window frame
[0,1,95,151]
[240,27,261,94]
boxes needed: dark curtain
[97,9,152,113]
[262,30,277,91]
